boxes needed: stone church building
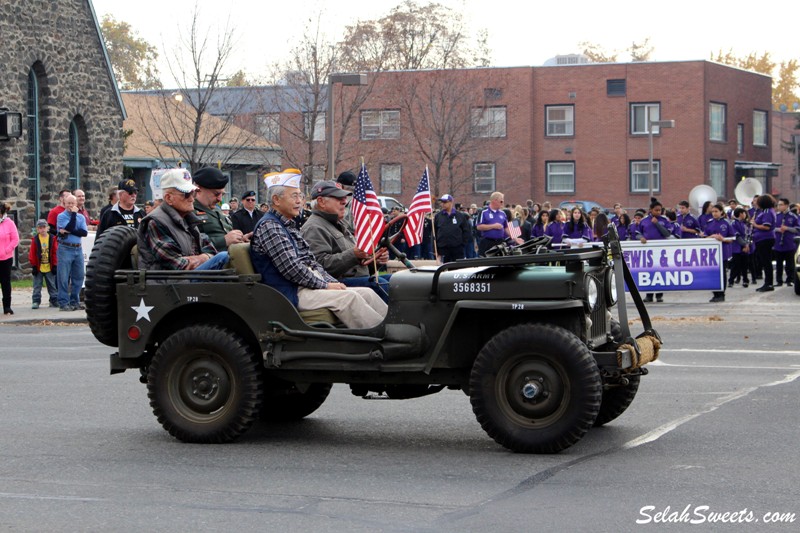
[0,0,125,267]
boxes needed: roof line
[86,0,127,119]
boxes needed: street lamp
[327,73,368,180]
[648,119,675,199]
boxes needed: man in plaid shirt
[250,170,387,329]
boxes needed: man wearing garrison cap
[192,166,246,251]
[250,169,387,329]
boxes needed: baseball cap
[159,168,197,194]
[36,219,48,227]
[439,194,454,202]
[310,180,351,200]
[118,179,138,194]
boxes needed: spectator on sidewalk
[28,219,58,309]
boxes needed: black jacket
[230,208,264,235]
[434,209,471,248]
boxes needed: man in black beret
[230,190,263,235]
[192,166,246,251]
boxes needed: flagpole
[428,167,440,262]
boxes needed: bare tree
[133,6,265,173]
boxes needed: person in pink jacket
[0,202,21,315]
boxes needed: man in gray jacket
[302,180,391,302]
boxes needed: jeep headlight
[604,268,618,307]
[585,276,599,312]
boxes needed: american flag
[403,168,432,247]
[507,219,521,239]
[352,163,384,252]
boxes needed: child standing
[28,219,58,309]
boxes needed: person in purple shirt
[728,207,751,288]
[564,207,593,243]
[751,194,777,292]
[637,200,673,302]
[615,212,631,241]
[476,191,522,255]
[676,200,701,239]
[705,203,736,302]
[698,201,714,234]
[773,197,799,287]
[531,209,549,238]
[544,209,566,246]
[628,211,645,241]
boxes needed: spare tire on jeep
[85,225,138,347]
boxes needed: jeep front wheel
[260,381,332,422]
[469,323,601,453]
[147,325,263,443]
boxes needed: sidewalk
[0,288,87,325]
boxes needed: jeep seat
[227,242,338,325]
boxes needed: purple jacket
[751,209,776,244]
[774,211,799,252]
[545,221,565,244]
[637,215,672,241]
[705,217,735,261]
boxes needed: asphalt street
[0,284,798,531]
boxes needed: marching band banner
[620,239,724,292]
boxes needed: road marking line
[649,360,800,370]
[662,348,800,355]
[0,492,104,502]
[622,369,800,450]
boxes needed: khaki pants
[297,286,387,329]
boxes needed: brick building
[771,110,800,204]
[0,0,125,266]
[333,60,775,210]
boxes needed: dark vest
[138,204,204,269]
[249,213,300,306]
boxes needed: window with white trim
[470,106,507,138]
[380,164,402,194]
[303,112,325,142]
[361,109,400,140]
[630,160,660,193]
[753,110,767,146]
[710,160,726,198]
[473,162,496,193]
[255,113,280,143]
[546,105,574,136]
[710,102,726,142]
[546,162,575,193]
[631,103,660,135]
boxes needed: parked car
[377,195,404,212]
[559,200,608,214]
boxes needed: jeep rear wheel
[260,382,332,422]
[84,225,138,347]
[469,323,601,453]
[147,325,262,443]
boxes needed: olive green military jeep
[85,221,661,453]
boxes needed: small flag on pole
[403,168,433,247]
[507,219,521,239]
[351,163,384,252]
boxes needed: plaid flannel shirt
[251,209,336,289]
[140,211,216,270]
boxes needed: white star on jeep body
[131,298,155,322]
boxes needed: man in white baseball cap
[137,169,229,271]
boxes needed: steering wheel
[379,213,414,267]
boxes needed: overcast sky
[91,0,797,85]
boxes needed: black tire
[794,278,800,296]
[593,318,640,426]
[84,225,138,347]
[260,382,332,422]
[469,323,601,453]
[594,375,641,427]
[147,325,263,443]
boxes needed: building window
[546,162,575,193]
[630,160,660,193]
[607,79,626,96]
[68,120,80,190]
[631,103,660,135]
[380,164,402,194]
[546,105,574,136]
[710,160,727,198]
[470,106,506,138]
[360,109,400,140]
[303,112,325,142]
[473,162,496,193]
[484,88,503,100]
[737,124,744,154]
[27,67,42,218]
[710,102,726,142]
[753,110,768,146]
[255,113,280,143]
